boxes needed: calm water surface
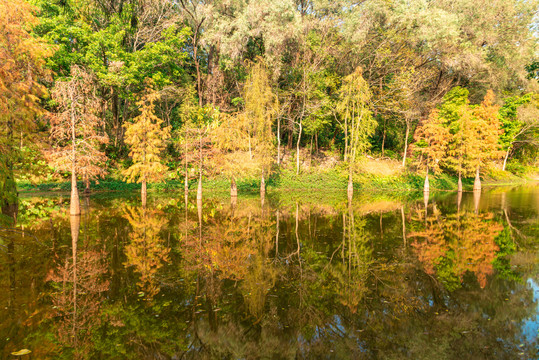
[1,186,538,359]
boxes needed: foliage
[123,87,171,184]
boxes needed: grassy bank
[18,166,534,194]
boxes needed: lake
[1,186,538,359]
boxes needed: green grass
[17,167,533,194]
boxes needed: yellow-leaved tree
[243,60,278,194]
[336,67,377,196]
[123,88,171,205]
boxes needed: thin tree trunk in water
[473,167,481,191]
[296,120,302,175]
[457,172,462,192]
[402,121,410,167]
[502,147,511,171]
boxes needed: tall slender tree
[123,87,171,206]
[50,66,105,215]
[336,67,376,196]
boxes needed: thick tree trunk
[473,187,481,214]
[423,170,430,193]
[197,175,202,200]
[402,121,410,167]
[71,171,81,215]
[141,179,147,207]
[473,167,481,191]
[457,172,462,192]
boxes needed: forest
[1,0,539,212]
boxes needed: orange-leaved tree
[411,110,451,191]
[50,66,107,215]
[123,87,171,205]
[469,90,503,190]
[0,0,52,217]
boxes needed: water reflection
[0,187,538,358]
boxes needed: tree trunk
[344,115,348,162]
[84,175,90,194]
[184,129,189,194]
[401,206,406,246]
[457,172,462,192]
[230,177,238,197]
[473,167,481,191]
[423,171,430,193]
[71,171,81,215]
[347,169,353,199]
[502,147,511,171]
[197,131,203,200]
[402,121,410,167]
[473,187,481,214]
[296,120,302,175]
[260,173,266,195]
[197,175,202,200]
[141,179,147,207]
[70,93,80,216]
[381,121,386,157]
[277,117,281,166]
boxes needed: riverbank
[17,166,535,194]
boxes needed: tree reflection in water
[0,189,537,359]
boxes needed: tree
[470,90,503,190]
[123,87,171,205]
[411,110,451,192]
[50,66,106,215]
[438,87,476,191]
[0,0,52,217]
[498,93,539,170]
[337,67,377,195]
[243,61,278,193]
